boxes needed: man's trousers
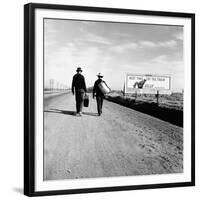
[75,90,84,113]
[96,95,104,115]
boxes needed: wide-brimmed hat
[76,67,82,72]
[97,73,103,78]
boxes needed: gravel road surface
[44,93,183,180]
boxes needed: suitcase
[84,94,89,107]
[98,81,111,94]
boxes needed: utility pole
[50,79,52,90]
[52,79,54,90]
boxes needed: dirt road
[44,93,183,180]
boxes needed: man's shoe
[76,112,81,116]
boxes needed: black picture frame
[24,3,195,197]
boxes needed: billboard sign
[125,73,171,94]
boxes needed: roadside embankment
[106,92,183,127]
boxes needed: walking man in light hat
[93,73,109,116]
[71,67,87,116]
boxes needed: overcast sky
[44,19,183,91]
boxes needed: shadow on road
[44,109,99,117]
[44,109,76,116]
[82,112,99,116]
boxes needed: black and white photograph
[24,3,195,196]
[44,19,184,180]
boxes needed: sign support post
[156,90,159,106]
[135,90,137,100]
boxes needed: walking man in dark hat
[93,73,109,116]
[71,67,87,116]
